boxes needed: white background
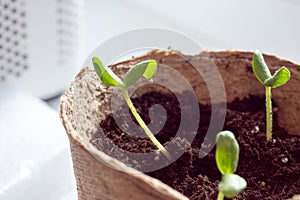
[85,0,300,64]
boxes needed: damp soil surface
[91,91,300,200]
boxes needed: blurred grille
[0,0,28,83]
[56,0,81,66]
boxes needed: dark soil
[91,90,300,200]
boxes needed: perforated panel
[0,0,28,83]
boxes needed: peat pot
[60,50,300,200]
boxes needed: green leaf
[123,60,157,88]
[92,57,123,87]
[264,66,290,88]
[218,174,247,198]
[216,131,239,174]
[252,49,272,84]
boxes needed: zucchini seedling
[92,57,171,160]
[216,131,247,200]
[252,50,291,141]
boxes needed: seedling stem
[121,88,171,160]
[217,192,224,200]
[266,86,272,141]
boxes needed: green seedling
[92,57,171,160]
[216,131,247,200]
[252,50,291,141]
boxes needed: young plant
[252,50,291,141]
[92,57,171,160]
[216,131,247,200]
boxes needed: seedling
[216,131,246,200]
[92,57,171,160]
[252,50,291,141]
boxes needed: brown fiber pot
[60,50,300,200]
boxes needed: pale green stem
[266,86,272,141]
[121,88,171,160]
[217,192,224,200]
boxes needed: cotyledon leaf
[216,131,240,175]
[123,60,157,88]
[252,49,272,84]
[264,66,290,88]
[92,57,124,87]
[218,174,247,198]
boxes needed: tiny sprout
[216,131,247,200]
[92,57,171,160]
[252,50,291,141]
